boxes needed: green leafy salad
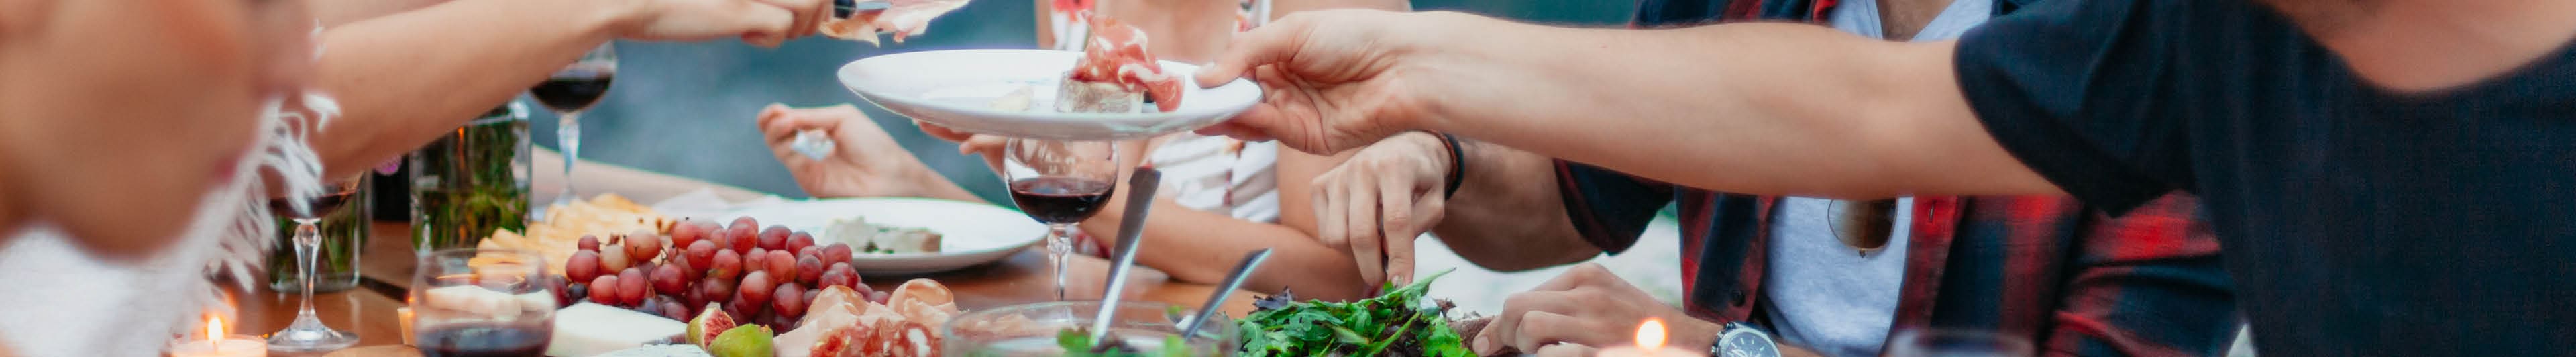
[1236,269,1475,357]
[1048,329,1196,357]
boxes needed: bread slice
[1055,72,1144,113]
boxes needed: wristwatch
[1714,322,1781,357]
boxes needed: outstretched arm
[1198,11,2061,199]
[307,0,802,178]
[1421,19,2054,199]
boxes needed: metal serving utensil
[1089,166,1162,346]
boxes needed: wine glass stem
[557,111,581,205]
[1048,223,1075,301]
[293,219,322,323]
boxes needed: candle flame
[1637,318,1668,350]
[207,316,224,338]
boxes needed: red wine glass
[1001,138,1120,301]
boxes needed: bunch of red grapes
[558,217,892,330]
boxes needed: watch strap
[1434,132,1466,199]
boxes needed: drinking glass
[411,248,557,356]
[1000,138,1120,300]
[1885,328,2035,357]
[264,178,366,352]
[943,301,1238,356]
[410,103,533,250]
[531,43,616,207]
[266,176,368,292]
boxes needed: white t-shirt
[1758,1,1992,356]
[1760,197,1913,357]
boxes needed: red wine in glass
[415,322,553,357]
[268,187,360,217]
[1010,176,1116,223]
[529,65,614,113]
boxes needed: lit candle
[168,316,267,357]
[397,307,417,346]
[1595,318,1705,357]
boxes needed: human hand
[908,120,1007,174]
[741,0,834,46]
[1529,343,1600,357]
[1477,263,1723,356]
[614,0,811,46]
[1189,9,1458,154]
[757,103,941,197]
[1310,131,1450,287]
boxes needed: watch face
[1720,330,1780,357]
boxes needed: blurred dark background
[539,0,1633,203]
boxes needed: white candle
[168,336,268,357]
[1595,319,1705,357]
[170,317,266,357]
[398,307,417,346]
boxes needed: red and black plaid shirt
[1556,159,2237,356]
[1555,2,2238,349]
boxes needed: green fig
[708,324,776,357]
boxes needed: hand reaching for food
[910,120,1008,174]
[817,0,976,46]
[1310,131,1451,287]
[1190,9,1450,155]
[757,103,946,199]
[1472,263,1723,356]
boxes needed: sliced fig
[686,303,738,347]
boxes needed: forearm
[1083,199,1371,301]
[861,156,989,203]
[315,0,450,26]
[529,148,767,204]
[311,0,631,178]
[1421,135,1599,271]
[897,169,987,203]
[1271,0,1409,15]
[1411,15,2042,199]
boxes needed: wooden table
[235,221,1258,356]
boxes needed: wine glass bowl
[265,178,366,352]
[534,43,616,207]
[411,248,557,357]
[1001,138,1119,300]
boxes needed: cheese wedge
[549,302,686,357]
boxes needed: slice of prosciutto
[820,0,975,46]
[1059,14,1185,113]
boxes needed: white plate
[838,49,1262,140]
[715,197,1044,275]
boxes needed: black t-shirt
[1955,0,2576,354]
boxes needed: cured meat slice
[1059,14,1185,113]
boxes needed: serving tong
[1089,166,1161,347]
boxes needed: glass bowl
[943,301,1238,356]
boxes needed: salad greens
[1051,329,1194,357]
[1238,269,1475,357]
